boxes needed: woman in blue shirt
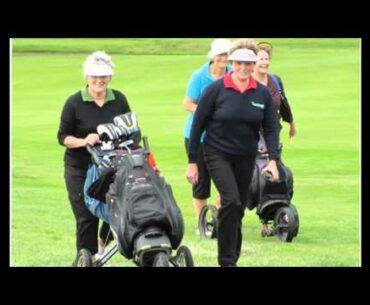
[183,39,232,232]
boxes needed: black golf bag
[246,154,293,214]
[246,143,299,241]
[105,149,184,261]
[78,112,193,267]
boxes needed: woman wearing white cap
[186,40,280,266]
[57,51,132,266]
[182,39,232,232]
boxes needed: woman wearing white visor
[57,51,132,266]
[186,40,280,266]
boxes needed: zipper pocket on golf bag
[127,181,170,228]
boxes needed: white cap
[208,39,231,58]
[83,51,114,77]
[228,49,258,62]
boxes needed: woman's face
[254,50,270,74]
[86,75,111,94]
[213,53,229,69]
[232,61,255,81]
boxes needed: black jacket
[188,76,280,162]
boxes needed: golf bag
[105,151,184,260]
[246,139,299,242]
[246,155,294,219]
[79,112,192,267]
[84,150,159,224]
[198,137,299,242]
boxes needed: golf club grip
[86,144,101,166]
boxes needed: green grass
[12,38,359,55]
[11,38,360,266]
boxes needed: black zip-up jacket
[188,75,279,163]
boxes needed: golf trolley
[198,144,299,243]
[75,112,194,267]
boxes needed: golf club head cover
[113,112,139,136]
[113,124,128,138]
[97,123,119,142]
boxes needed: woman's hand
[261,160,279,182]
[84,133,101,146]
[289,122,296,139]
[186,163,199,185]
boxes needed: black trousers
[64,165,113,256]
[184,138,211,199]
[203,144,255,267]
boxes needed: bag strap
[269,74,281,92]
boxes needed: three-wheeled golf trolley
[75,112,194,267]
[198,144,299,243]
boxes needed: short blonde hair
[229,39,258,56]
[256,41,273,59]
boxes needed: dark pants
[203,144,255,267]
[64,165,113,256]
[185,138,211,199]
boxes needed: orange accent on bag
[147,153,160,174]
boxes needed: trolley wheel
[153,252,170,267]
[75,249,93,267]
[198,204,218,239]
[175,245,194,267]
[273,206,297,242]
[290,203,299,237]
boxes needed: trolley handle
[262,169,281,183]
[262,170,273,180]
[143,136,150,152]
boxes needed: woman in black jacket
[57,51,131,266]
[186,40,280,267]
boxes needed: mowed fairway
[11,39,360,266]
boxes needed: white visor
[84,62,114,77]
[228,49,258,62]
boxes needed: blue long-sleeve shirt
[183,61,232,139]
